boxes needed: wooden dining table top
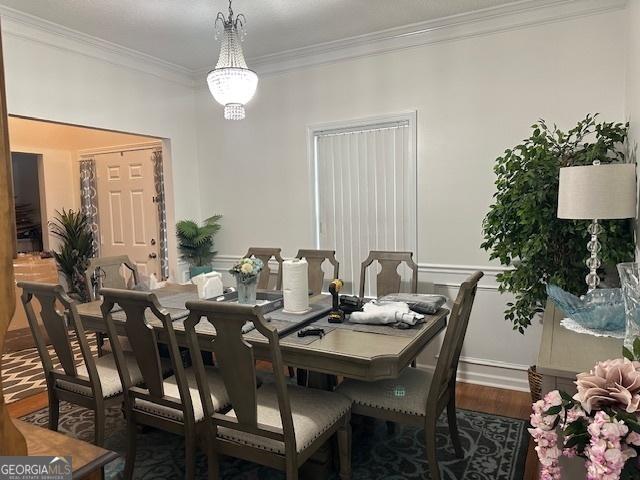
[76,284,448,382]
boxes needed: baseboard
[418,357,531,393]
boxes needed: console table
[537,300,621,395]
[14,419,118,479]
[536,300,622,479]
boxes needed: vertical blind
[313,119,416,295]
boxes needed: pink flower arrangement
[530,354,640,480]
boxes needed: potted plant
[49,209,95,302]
[482,114,634,334]
[176,215,222,278]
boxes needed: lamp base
[585,219,602,292]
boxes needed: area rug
[21,402,529,479]
[2,337,98,403]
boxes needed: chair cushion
[134,366,229,422]
[56,352,143,398]
[218,384,350,454]
[336,367,433,416]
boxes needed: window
[310,113,417,294]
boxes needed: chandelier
[207,0,258,120]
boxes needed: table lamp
[557,162,636,291]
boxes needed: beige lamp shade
[557,163,636,219]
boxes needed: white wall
[629,0,640,146]
[1,17,200,280]
[628,0,640,257]
[196,9,627,390]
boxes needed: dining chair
[183,300,352,480]
[336,271,484,480]
[295,249,339,295]
[359,250,418,298]
[85,255,140,356]
[359,250,420,369]
[244,247,284,290]
[245,247,296,378]
[100,288,230,480]
[18,281,144,446]
[85,255,140,301]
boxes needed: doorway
[8,115,172,280]
[11,152,44,253]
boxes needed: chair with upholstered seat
[244,247,284,290]
[100,288,230,480]
[360,250,419,368]
[183,300,352,480]
[85,255,140,356]
[18,281,144,446]
[295,249,339,295]
[336,271,483,480]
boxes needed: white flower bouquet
[229,257,263,285]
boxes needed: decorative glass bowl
[546,284,625,338]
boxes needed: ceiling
[9,116,155,151]
[0,0,523,71]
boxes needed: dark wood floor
[7,382,537,479]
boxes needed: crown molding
[0,0,628,87]
[227,0,629,78]
[0,5,195,88]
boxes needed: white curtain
[314,121,416,295]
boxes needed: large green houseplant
[176,215,222,278]
[50,209,95,302]
[482,114,635,333]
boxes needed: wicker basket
[528,365,542,402]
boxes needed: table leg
[307,371,337,390]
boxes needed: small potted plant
[176,215,222,278]
[229,257,263,304]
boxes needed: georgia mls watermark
[0,457,71,480]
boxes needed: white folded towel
[242,321,255,334]
[350,301,424,328]
[191,271,224,299]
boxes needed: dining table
[75,283,447,478]
[76,283,449,383]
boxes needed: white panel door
[96,149,160,277]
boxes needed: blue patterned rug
[21,402,528,479]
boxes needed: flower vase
[237,278,258,305]
[617,262,640,350]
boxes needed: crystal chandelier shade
[207,1,258,120]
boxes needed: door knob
[149,253,157,259]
